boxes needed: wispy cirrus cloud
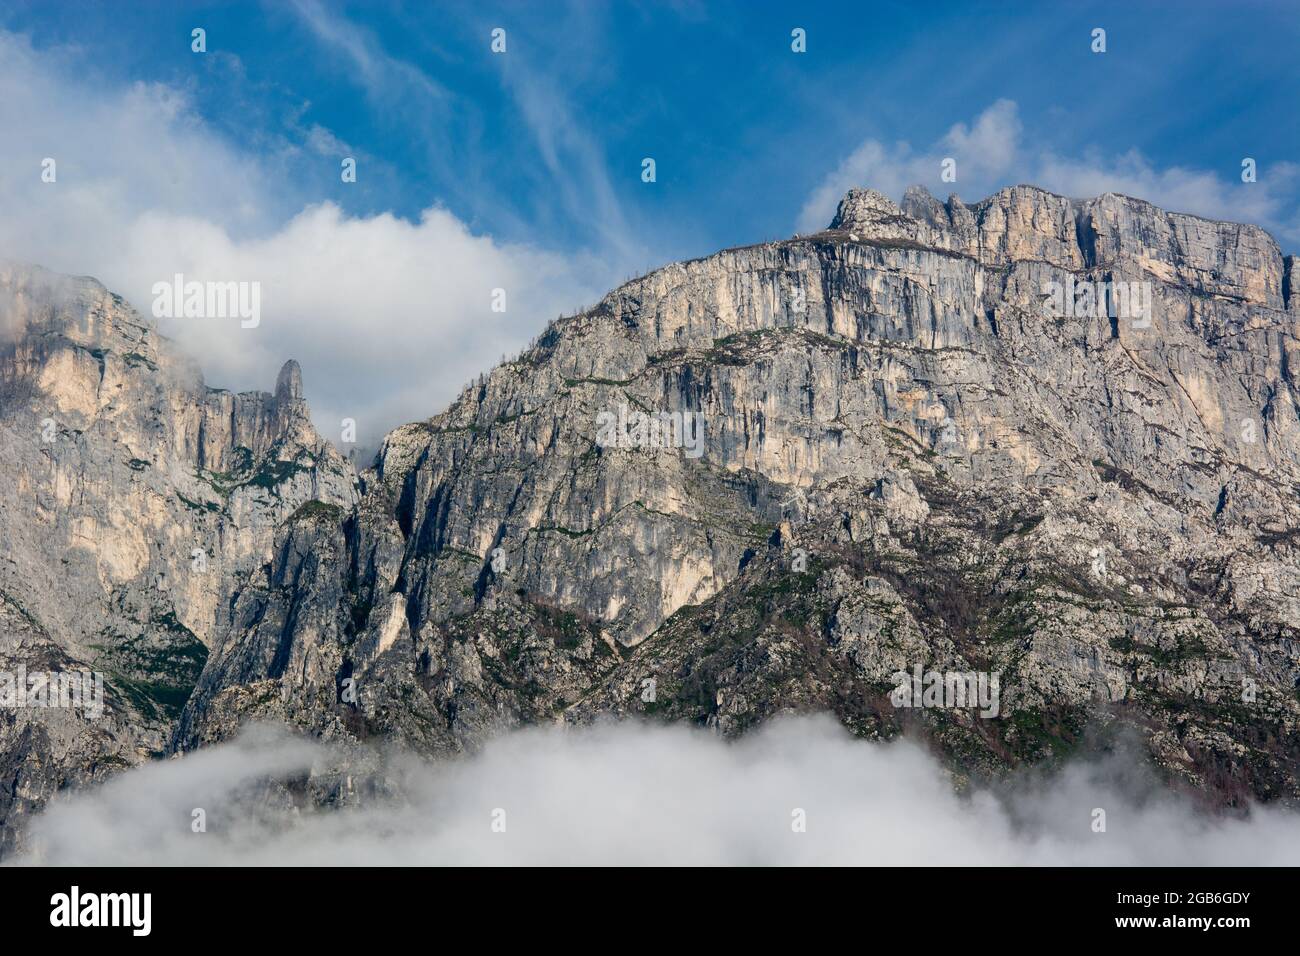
[287,0,450,106]
[499,68,639,264]
[282,0,644,265]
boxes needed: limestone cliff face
[169,185,1300,809]
[4,183,1300,853]
[0,263,357,853]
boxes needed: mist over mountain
[15,717,1300,866]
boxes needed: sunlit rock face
[4,183,1300,853]
[173,184,1300,811]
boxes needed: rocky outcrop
[838,185,1287,306]
[0,263,357,854]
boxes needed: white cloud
[12,715,1300,866]
[0,29,612,447]
[107,203,605,446]
[799,99,1300,246]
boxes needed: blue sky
[2,0,1297,441]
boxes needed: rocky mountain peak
[829,187,908,231]
[275,359,304,405]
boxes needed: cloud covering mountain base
[12,716,1300,866]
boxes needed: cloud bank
[13,716,1300,866]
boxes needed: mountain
[0,263,356,854]
[4,184,1300,852]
